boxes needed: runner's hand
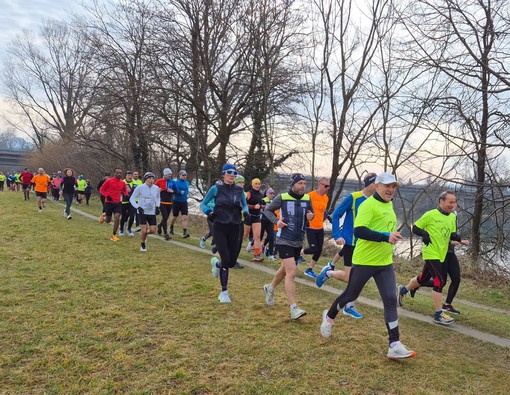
[335,237,345,246]
[137,207,144,215]
[388,232,403,244]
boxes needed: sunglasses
[321,183,330,188]
[225,170,238,176]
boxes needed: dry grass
[1,191,509,394]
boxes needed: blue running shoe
[297,255,306,264]
[316,265,332,288]
[304,268,317,279]
[343,305,363,319]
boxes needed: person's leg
[251,221,262,255]
[303,228,319,261]
[444,253,461,306]
[159,204,170,235]
[140,224,148,243]
[213,223,231,291]
[64,193,73,216]
[127,204,136,232]
[112,211,121,235]
[266,225,275,257]
[100,195,106,213]
[373,265,399,344]
[120,204,129,233]
[181,215,189,235]
[85,193,91,204]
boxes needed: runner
[131,171,143,229]
[315,173,377,320]
[260,188,277,261]
[263,173,314,320]
[119,171,136,236]
[60,168,77,219]
[0,171,6,191]
[129,172,161,252]
[76,175,87,205]
[155,168,175,240]
[170,170,190,238]
[320,172,416,359]
[200,164,249,303]
[14,170,21,191]
[398,191,468,325]
[233,174,247,268]
[20,168,33,201]
[244,178,265,262]
[31,168,51,213]
[50,172,62,202]
[84,180,93,205]
[99,168,128,241]
[302,177,331,279]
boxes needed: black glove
[137,207,144,215]
[155,207,160,215]
[422,234,431,246]
[207,211,216,222]
[106,195,113,202]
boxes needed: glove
[207,211,216,222]
[155,207,160,215]
[106,195,113,202]
[137,207,145,215]
[422,234,431,246]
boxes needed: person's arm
[354,226,390,242]
[129,186,140,209]
[331,195,353,241]
[241,190,249,215]
[263,194,283,224]
[155,188,161,208]
[200,186,218,215]
[412,224,431,245]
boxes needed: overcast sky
[0,0,83,60]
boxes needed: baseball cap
[179,170,187,176]
[163,168,172,176]
[375,172,399,185]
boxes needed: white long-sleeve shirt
[129,183,161,215]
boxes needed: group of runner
[7,163,469,360]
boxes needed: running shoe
[290,306,306,320]
[246,242,252,252]
[304,268,316,279]
[64,210,67,218]
[442,304,461,315]
[263,284,275,306]
[140,245,147,252]
[210,257,220,278]
[111,235,120,242]
[268,255,277,261]
[164,234,171,241]
[320,309,333,338]
[127,229,134,237]
[433,311,456,325]
[296,255,306,264]
[253,254,264,262]
[397,285,407,307]
[98,214,105,224]
[199,237,206,249]
[233,262,244,269]
[182,232,190,238]
[327,260,335,270]
[315,265,332,288]
[343,305,363,319]
[67,215,72,220]
[264,247,270,257]
[119,230,124,236]
[157,224,162,235]
[218,290,231,303]
[38,209,42,213]
[386,342,417,359]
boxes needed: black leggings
[417,259,446,293]
[260,220,275,255]
[420,253,460,304]
[159,204,172,235]
[304,228,324,261]
[214,222,242,291]
[327,264,400,344]
[120,203,135,231]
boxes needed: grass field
[1,191,509,394]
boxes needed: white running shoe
[218,290,231,303]
[199,237,206,248]
[127,230,134,237]
[63,210,67,218]
[320,309,333,338]
[140,245,147,252]
[119,230,124,236]
[246,242,252,252]
[263,284,275,306]
[386,342,417,359]
[211,257,220,278]
[290,306,306,320]
[268,255,277,261]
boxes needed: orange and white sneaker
[110,235,120,242]
[98,214,105,224]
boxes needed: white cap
[163,168,172,176]
[375,172,399,185]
